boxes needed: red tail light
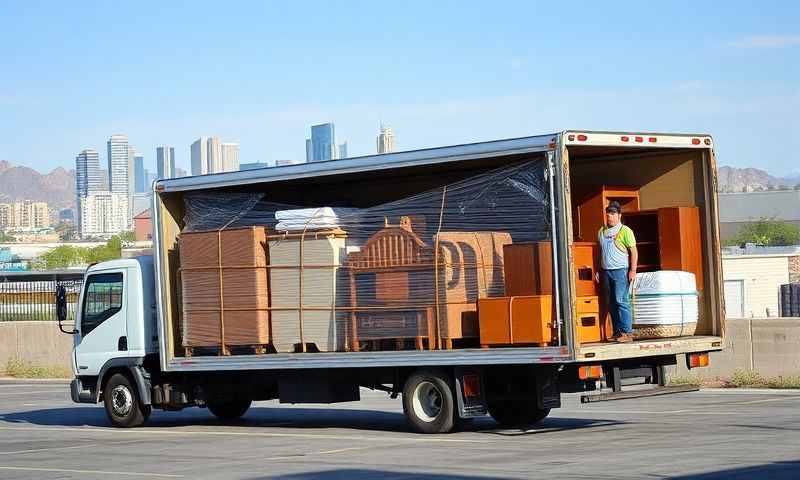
[635,136,644,143]
[687,352,710,369]
[621,136,629,142]
[691,138,701,145]
[578,365,603,380]
[577,134,588,141]
[648,137,657,143]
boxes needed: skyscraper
[309,123,335,162]
[134,155,146,193]
[107,134,130,195]
[157,146,175,179]
[75,148,102,232]
[305,138,313,162]
[377,126,395,154]
[221,143,240,171]
[75,149,102,198]
[191,137,209,176]
[191,136,239,174]
[336,142,348,159]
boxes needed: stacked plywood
[267,229,347,352]
[435,232,512,339]
[179,227,270,350]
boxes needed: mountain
[0,160,76,212]
[717,166,799,193]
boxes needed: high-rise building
[308,123,335,162]
[79,192,129,238]
[336,142,348,159]
[191,136,239,174]
[157,146,175,179]
[107,134,130,195]
[221,143,240,171]
[134,154,146,193]
[305,138,313,162]
[75,148,102,233]
[127,146,138,200]
[377,126,396,154]
[191,137,209,176]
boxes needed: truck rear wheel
[207,398,252,420]
[402,370,456,434]
[487,398,550,428]
[103,373,151,428]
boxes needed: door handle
[118,336,128,351]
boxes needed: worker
[598,201,638,343]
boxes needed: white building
[722,246,800,318]
[377,126,395,154]
[221,142,240,171]
[190,137,209,176]
[191,136,239,175]
[79,192,129,238]
[107,135,130,196]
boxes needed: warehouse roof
[719,190,800,223]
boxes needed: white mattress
[631,271,698,327]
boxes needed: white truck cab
[68,257,159,426]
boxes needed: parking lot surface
[0,380,798,479]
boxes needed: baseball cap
[605,201,622,214]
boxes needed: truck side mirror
[55,284,77,335]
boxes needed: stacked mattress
[631,270,698,339]
[267,229,347,352]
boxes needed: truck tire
[207,398,252,420]
[487,398,550,428]
[402,370,456,434]
[103,373,151,428]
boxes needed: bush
[727,219,800,247]
[3,358,71,378]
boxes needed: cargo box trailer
[62,130,723,433]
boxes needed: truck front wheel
[207,398,252,420]
[103,373,151,428]
[402,371,456,434]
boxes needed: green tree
[0,231,15,243]
[31,245,87,269]
[727,218,800,247]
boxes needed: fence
[0,270,84,322]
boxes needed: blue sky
[1,1,798,176]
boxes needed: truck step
[581,385,699,403]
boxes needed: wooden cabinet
[478,296,554,347]
[623,207,703,289]
[572,185,640,241]
[503,241,598,297]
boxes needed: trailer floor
[0,379,798,479]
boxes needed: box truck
[61,130,723,433]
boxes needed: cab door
[74,270,127,376]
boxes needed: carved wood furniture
[345,217,436,351]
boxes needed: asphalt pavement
[0,380,798,479]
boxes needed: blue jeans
[601,268,632,336]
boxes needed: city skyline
[1,2,798,176]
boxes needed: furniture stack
[179,226,270,354]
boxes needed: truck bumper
[70,378,96,404]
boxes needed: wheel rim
[412,381,443,423]
[111,385,133,417]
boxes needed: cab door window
[81,273,123,336]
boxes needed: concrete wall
[722,255,789,318]
[670,318,800,378]
[0,321,73,372]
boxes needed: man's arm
[628,245,638,282]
